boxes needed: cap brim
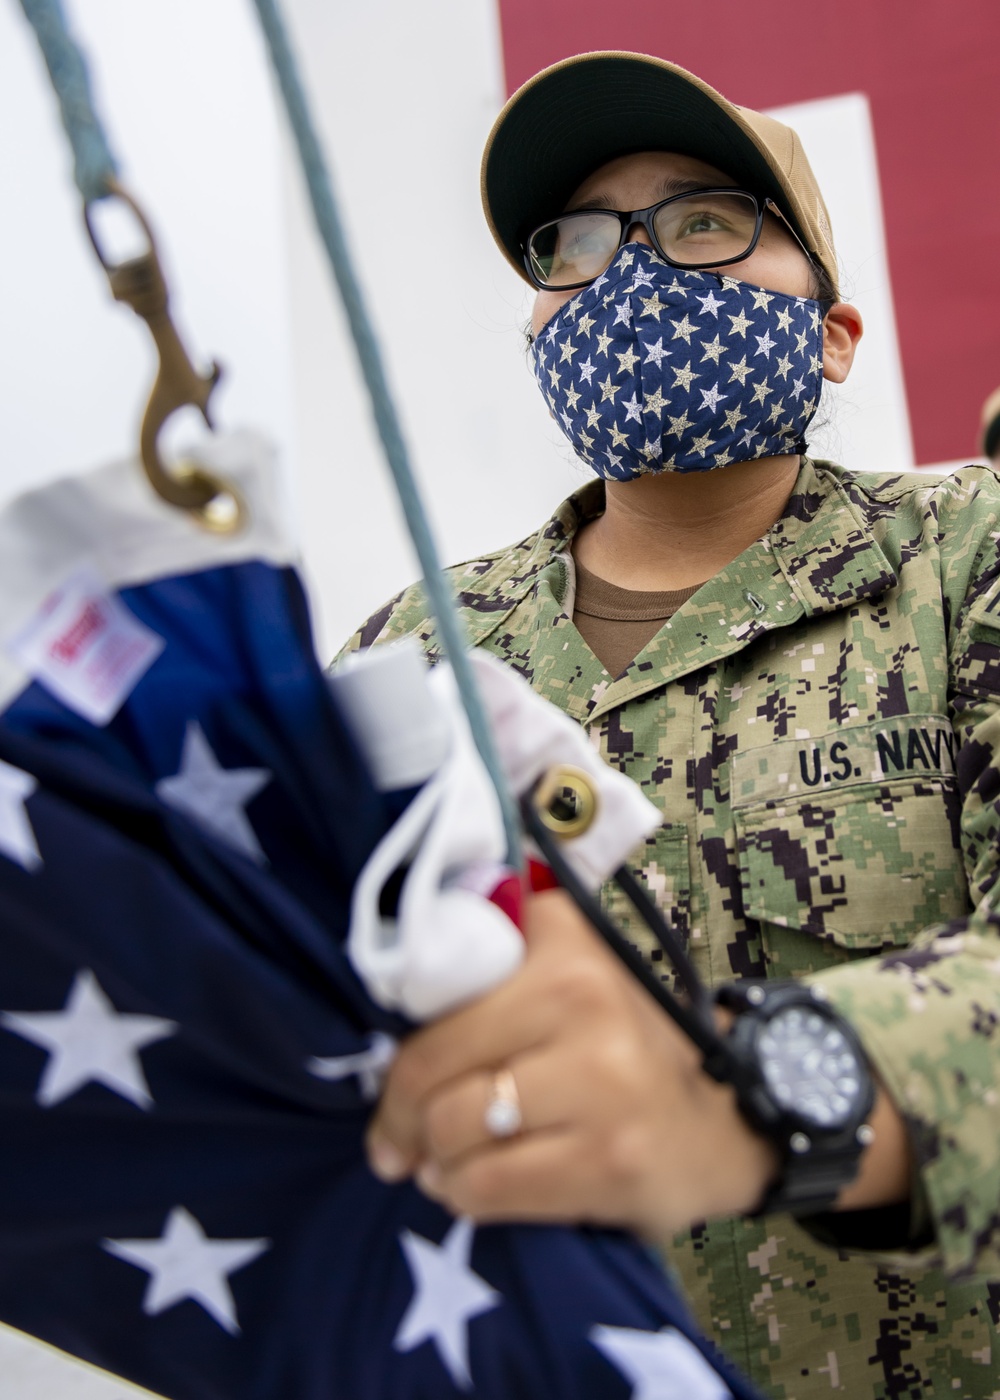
[483,52,803,283]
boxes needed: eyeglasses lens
[652,191,759,267]
[528,212,621,289]
[528,191,761,289]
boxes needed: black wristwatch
[713,979,876,1217]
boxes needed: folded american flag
[0,432,758,1400]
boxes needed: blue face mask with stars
[530,243,825,480]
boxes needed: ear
[822,302,863,383]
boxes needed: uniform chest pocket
[733,780,968,948]
[731,718,968,949]
[733,744,963,952]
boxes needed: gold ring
[483,1068,522,1138]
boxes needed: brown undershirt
[572,558,704,679]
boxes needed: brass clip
[84,182,244,532]
[532,764,599,839]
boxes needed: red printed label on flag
[7,568,165,725]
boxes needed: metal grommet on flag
[484,1068,523,1138]
[533,764,599,839]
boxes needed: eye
[677,208,732,236]
[652,191,759,265]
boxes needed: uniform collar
[463,459,897,719]
[768,459,897,614]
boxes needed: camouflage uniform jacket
[342,458,1000,1399]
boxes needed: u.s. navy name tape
[730,715,956,808]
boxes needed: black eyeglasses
[523,187,814,291]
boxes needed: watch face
[758,1006,864,1128]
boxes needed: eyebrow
[564,176,732,213]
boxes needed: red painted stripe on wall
[496,0,1000,465]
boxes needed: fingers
[369,1068,499,1183]
[366,989,552,1180]
[368,891,620,1178]
[415,1127,611,1225]
[424,1069,522,1163]
[420,1051,574,1165]
[363,885,783,1236]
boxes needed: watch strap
[756,1133,872,1216]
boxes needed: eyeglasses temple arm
[763,198,827,287]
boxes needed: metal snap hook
[84,181,245,532]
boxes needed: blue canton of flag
[0,432,760,1399]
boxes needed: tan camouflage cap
[482,51,840,298]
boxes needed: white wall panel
[0,0,295,504]
[765,92,915,474]
[280,0,583,656]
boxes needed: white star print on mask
[1,968,176,1108]
[532,246,824,479]
[697,288,725,317]
[591,1323,734,1400]
[393,1217,501,1388]
[156,721,271,863]
[103,1206,270,1334]
[0,758,41,871]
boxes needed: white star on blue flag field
[103,1206,270,1335]
[1,968,176,1109]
